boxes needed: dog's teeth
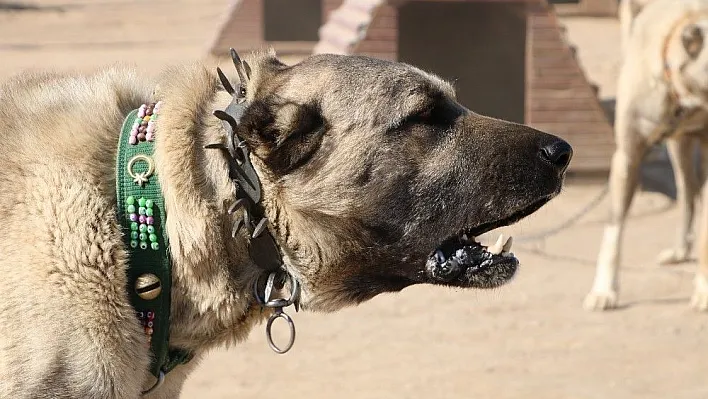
[502,236,513,253]
[435,250,446,263]
[487,234,505,255]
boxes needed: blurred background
[1,1,706,398]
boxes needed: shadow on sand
[0,2,64,12]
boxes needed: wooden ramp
[314,0,615,173]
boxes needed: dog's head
[232,52,571,311]
[670,18,708,96]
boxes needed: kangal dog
[0,50,571,397]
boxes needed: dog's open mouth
[425,197,551,287]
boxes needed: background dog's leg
[584,117,646,311]
[657,136,698,265]
[691,139,708,311]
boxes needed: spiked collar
[208,50,285,275]
[209,49,302,353]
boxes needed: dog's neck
[150,65,271,352]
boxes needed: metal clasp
[253,271,301,354]
[265,308,296,354]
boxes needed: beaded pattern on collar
[128,101,162,145]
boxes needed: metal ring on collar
[141,370,165,396]
[265,310,296,354]
[253,271,300,308]
[264,298,291,308]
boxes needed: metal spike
[231,216,245,237]
[229,47,242,65]
[243,61,251,80]
[213,109,237,124]
[228,198,247,214]
[229,48,248,85]
[204,143,227,150]
[216,67,235,95]
[213,110,239,131]
[264,273,276,303]
[252,218,268,238]
[243,209,252,234]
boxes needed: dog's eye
[392,100,462,132]
[416,107,433,120]
[403,106,435,126]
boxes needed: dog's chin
[423,195,553,288]
[297,195,558,311]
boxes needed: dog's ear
[682,24,704,59]
[241,49,288,100]
[236,98,328,175]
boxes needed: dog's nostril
[539,139,573,170]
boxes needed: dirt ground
[2,2,707,398]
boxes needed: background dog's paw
[689,290,708,312]
[690,275,708,312]
[657,248,691,265]
[583,290,618,311]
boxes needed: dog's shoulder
[0,65,163,398]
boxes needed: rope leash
[501,183,609,265]
[515,183,610,244]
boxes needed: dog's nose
[539,139,573,171]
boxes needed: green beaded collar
[115,102,192,393]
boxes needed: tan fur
[586,0,708,311]
[619,0,657,55]
[0,50,569,397]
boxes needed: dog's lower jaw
[426,256,519,289]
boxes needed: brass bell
[135,273,162,300]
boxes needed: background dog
[586,0,708,311]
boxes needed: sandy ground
[2,2,707,398]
